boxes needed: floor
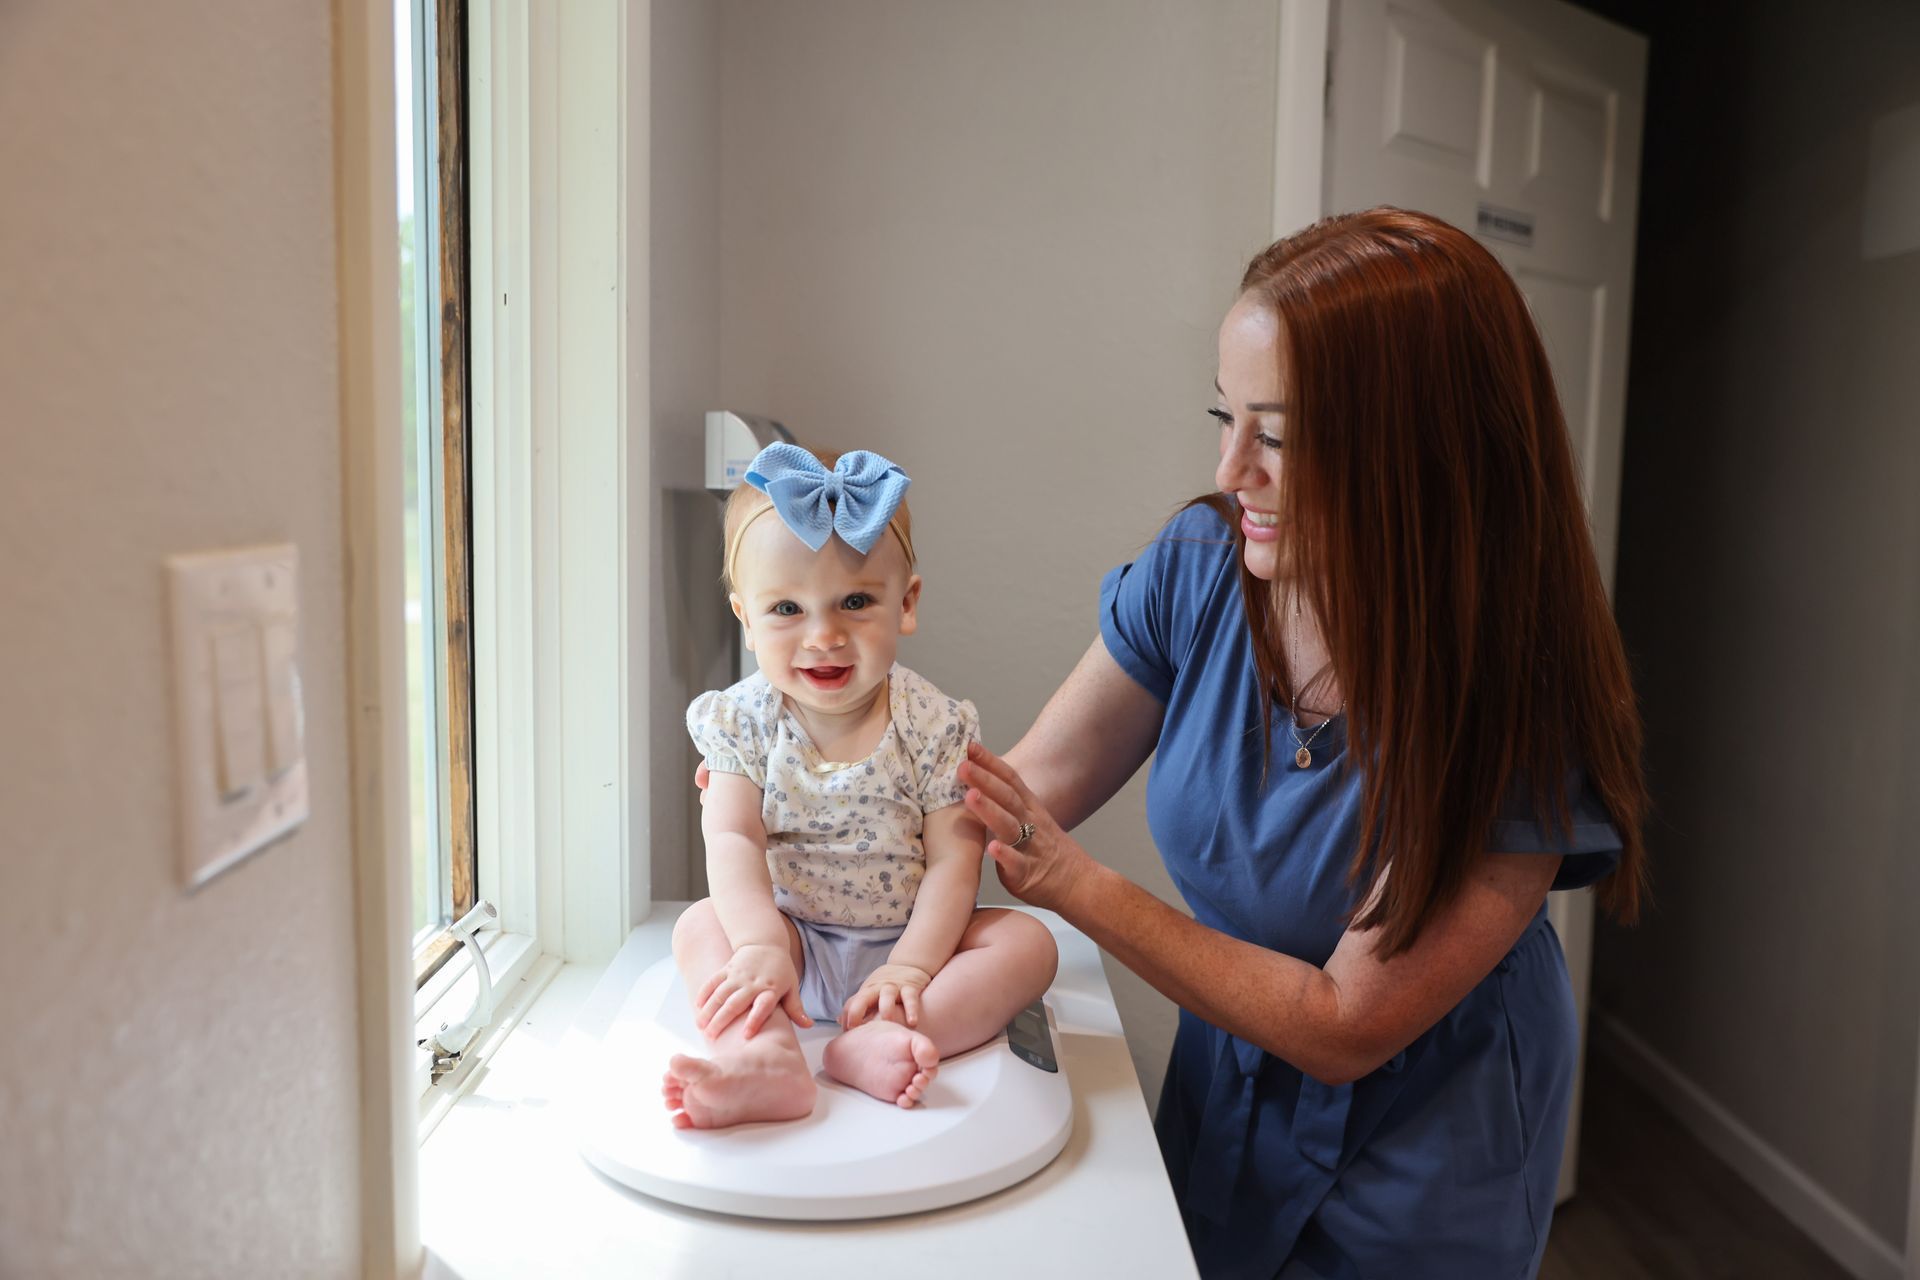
[1541,1051,1853,1280]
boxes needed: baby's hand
[695,943,812,1040]
[840,963,934,1030]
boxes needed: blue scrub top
[1099,504,1623,1280]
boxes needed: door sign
[1476,203,1536,248]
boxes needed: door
[1322,0,1648,1203]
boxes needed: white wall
[1598,0,1920,1252]
[714,0,1281,1098]
[0,2,363,1275]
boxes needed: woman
[958,208,1647,1279]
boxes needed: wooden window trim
[416,0,477,990]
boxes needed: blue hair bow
[744,443,912,556]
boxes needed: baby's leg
[907,908,1059,1057]
[660,898,817,1129]
[823,908,1058,1106]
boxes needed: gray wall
[0,1,363,1274]
[711,0,1281,1098]
[649,0,733,902]
[1599,1,1920,1247]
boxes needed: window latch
[419,900,499,1085]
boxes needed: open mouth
[797,665,853,691]
[1240,508,1281,542]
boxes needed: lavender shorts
[792,917,909,1022]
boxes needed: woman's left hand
[959,742,1098,916]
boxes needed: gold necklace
[1287,588,1343,769]
[1290,713,1338,770]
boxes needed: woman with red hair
[961,207,1647,1278]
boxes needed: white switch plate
[166,543,309,890]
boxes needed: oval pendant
[1295,746,1312,769]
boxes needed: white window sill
[413,929,557,1140]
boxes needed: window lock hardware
[421,900,500,1086]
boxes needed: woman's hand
[694,943,813,1040]
[959,741,1099,916]
[840,963,934,1030]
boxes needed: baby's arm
[699,771,811,1037]
[842,804,986,1028]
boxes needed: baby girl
[662,443,1058,1128]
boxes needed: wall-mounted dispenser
[705,410,793,497]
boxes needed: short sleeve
[892,668,982,812]
[1099,503,1236,704]
[919,697,981,812]
[686,687,767,789]
[1488,769,1623,891]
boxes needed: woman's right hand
[694,943,813,1039]
[694,761,712,805]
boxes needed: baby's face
[729,515,920,721]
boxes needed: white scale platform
[578,956,1073,1220]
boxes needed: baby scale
[577,954,1073,1219]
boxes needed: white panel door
[1324,0,1648,1204]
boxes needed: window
[341,0,645,1153]
[396,0,477,985]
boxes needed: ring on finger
[1010,821,1037,850]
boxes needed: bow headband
[740,443,913,562]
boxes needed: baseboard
[1590,1013,1903,1280]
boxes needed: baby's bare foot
[822,1019,940,1108]
[660,1041,817,1129]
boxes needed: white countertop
[419,903,1197,1279]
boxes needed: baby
[662,443,1059,1129]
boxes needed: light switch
[167,544,309,890]
[210,624,266,795]
[260,614,302,775]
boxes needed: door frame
[1272,0,1332,239]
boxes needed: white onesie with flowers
[686,664,980,928]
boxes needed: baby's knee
[1012,912,1060,986]
[982,908,1059,987]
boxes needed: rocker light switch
[261,614,302,775]
[210,624,265,794]
[166,544,309,890]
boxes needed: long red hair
[1224,207,1647,955]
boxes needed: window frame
[405,0,482,989]
[407,0,650,1130]
[337,0,421,1269]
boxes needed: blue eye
[772,601,800,617]
[843,594,872,611]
